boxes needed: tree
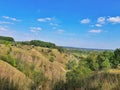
[66,60,77,70]
[110,49,120,68]
[66,61,91,90]
[86,52,99,71]
[30,40,56,48]
[101,58,111,70]
[97,51,112,70]
[0,36,14,42]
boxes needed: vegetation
[53,48,120,90]
[0,36,14,42]
[16,40,65,52]
[49,56,55,62]
[0,36,70,90]
[110,48,120,68]
[16,40,56,48]
[0,78,18,90]
[1,36,120,90]
[66,60,92,90]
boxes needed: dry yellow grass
[0,44,76,90]
[0,60,33,90]
[108,69,120,74]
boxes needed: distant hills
[63,46,114,51]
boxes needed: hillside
[1,36,120,90]
[0,41,76,90]
[0,60,32,90]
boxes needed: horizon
[0,0,120,49]
[0,35,115,50]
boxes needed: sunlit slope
[80,70,120,90]
[0,60,32,90]
[0,44,76,90]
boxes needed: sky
[0,0,120,49]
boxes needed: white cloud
[30,27,42,32]
[46,17,52,21]
[89,29,102,33]
[80,18,90,24]
[2,16,20,22]
[0,21,13,24]
[95,24,102,27]
[107,16,120,23]
[37,17,53,22]
[97,17,106,24]
[50,23,58,26]
[94,17,106,27]
[0,26,8,31]
[57,29,65,34]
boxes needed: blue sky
[0,0,120,49]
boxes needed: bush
[66,61,92,89]
[97,51,112,70]
[49,56,54,62]
[53,80,66,90]
[0,54,16,67]
[101,59,111,70]
[29,70,47,90]
[56,47,65,53]
[66,60,77,70]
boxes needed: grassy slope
[75,69,120,90]
[1,44,120,90]
[0,44,76,90]
[0,60,32,90]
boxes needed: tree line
[0,36,15,44]
[0,36,65,53]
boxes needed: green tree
[66,61,91,90]
[66,60,77,70]
[110,49,120,68]
[101,58,111,70]
[97,51,112,70]
[0,36,14,42]
[86,52,99,71]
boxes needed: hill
[0,40,76,90]
[0,36,14,42]
[1,36,120,90]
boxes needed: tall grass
[53,71,120,90]
[0,77,18,90]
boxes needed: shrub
[49,56,54,62]
[30,70,47,90]
[0,54,16,67]
[66,60,77,70]
[101,59,111,70]
[66,61,92,89]
[53,80,66,90]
